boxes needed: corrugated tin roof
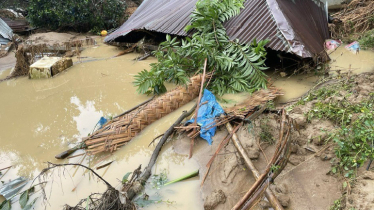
[105,0,329,58]
[0,18,13,43]
[106,0,196,40]
[274,0,330,57]
[225,0,290,53]
[0,37,10,45]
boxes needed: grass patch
[359,29,374,50]
[304,79,374,178]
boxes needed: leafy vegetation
[0,0,28,9]
[134,0,269,95]
[359,29,374,49]
[0,185,37,210]
[150,170,168,189]
[303,79,374,178]
[27,0,125,32]
[330,198,342,210]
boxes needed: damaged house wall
[105,0,330,59]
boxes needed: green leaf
[20,186,35,209]
[0,200,11,210]
[20,190,29,208]
[86,197,90,210]
[122,172,132,184]
[343,181,347,189]
[23,198,37,210]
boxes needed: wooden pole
[225,121,283,210]
[190,58,207,158]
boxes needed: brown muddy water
[0,38,373,210]
[329,45,374,74]
[0,42,202,210]
[269,46,374,103]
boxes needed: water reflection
[70,96,102,137]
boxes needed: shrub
[27,0,126,32]
[134,0,268,96]
[359,29,374,50]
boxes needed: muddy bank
[172,71,374,210]
[174,115,341,210]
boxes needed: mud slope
[173,72,374,210]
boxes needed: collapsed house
[105,0,330,60]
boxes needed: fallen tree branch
[33,162,113,189]
[125,104,197,200]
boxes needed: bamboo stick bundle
[84,75,203,155]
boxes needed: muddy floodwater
[0,38,373,210]
[329,45,374,74]
[0,42,203,209]
[270,46,374,103]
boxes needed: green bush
[0,0,29,10]
[359,29,374,49]
[134,0,268,96]
[27,0,126,32]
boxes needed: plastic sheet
[345,41,360,54]
[325,39,341,50]
[186,89,224,145]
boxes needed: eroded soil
[173,72,374,210]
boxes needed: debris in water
[29,57,73,79]
[345,41,361,54]
[80,75,202,156]
[325,39,341,51]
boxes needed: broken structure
[105,0,330,59]
[0,18,13,57]
[29,57,73,79]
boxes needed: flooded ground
[0,52,16,72]
[0,41,203,209]
[268,46,374,103]
[269,73,319,103]
[0,34,373,210]
[329,45,374,73]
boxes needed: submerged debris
[74,75,202,156]
[3,37,96,81]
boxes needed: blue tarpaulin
[186,89,225,145]
[98,117,108,129]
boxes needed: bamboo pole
[225,121,283,210]
[190,58,207,158]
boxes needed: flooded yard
[0,36,374,210]
[0,41,203,209]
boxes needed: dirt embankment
[174,72,374,210]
